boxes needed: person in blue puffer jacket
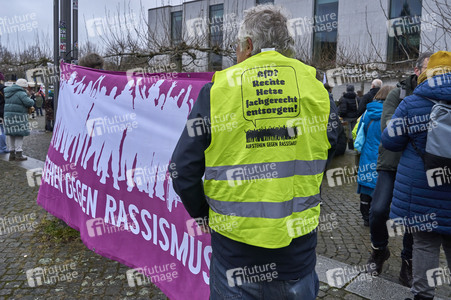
[381,51,451,300]
[355,85,395,226]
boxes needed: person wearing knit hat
[338,84,359,150]
[0,72,9,153]
[3,78,35,161]
[417,50,451,85]
[381,50,451,300]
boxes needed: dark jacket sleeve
[381,98,410,152]
[356,94,370,118]
[338,96,347,118]
[170,83,213,219]
[380,88,401,132]
[326,96,342,166]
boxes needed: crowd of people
[327,50,450,300]
[169,5,450,300]
[0,73,54,160]
[1,4,449,299]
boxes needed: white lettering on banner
[102,194,211,284]
[42,173,212,285]
[38,65,214,298]
[53,72,195,212]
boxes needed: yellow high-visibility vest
[204,51,331,248]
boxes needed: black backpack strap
[410,139,425,164]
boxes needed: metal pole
[59,0,67,60]
[65,0,72,62]
[73,0,78,62]
[53,0,60,118]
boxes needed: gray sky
[0,0,193,52]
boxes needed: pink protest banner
[37,63,214,299]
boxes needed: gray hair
[237,5,295,57]
[372,79,382,88]
[415,52,433,69]
[79,53,105,69]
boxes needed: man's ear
[246,38,253,57]
[414,67,421,77]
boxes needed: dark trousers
[45,119,54,131]
[360,194,372,222]
[412,231,451,298]
[369,170,413,260]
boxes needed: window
[256,0,274,4]
[312,0,339,64]
[171,11,183,45]
[171,11,183,70]
[209,4,224,71]
[387,0,422,62]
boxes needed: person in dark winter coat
[325,82,346,156]
[44,90,55,132]
[34,86,44,117]
[0,72,9,153]
[381,51,451,300]
[356,79,382,118]
[3,78,35,161]
[366,52,432,287]
[338,84,359,149]
[355,86,394,226]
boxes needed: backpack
[412,98,451,187]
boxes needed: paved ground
[0,114,450,299]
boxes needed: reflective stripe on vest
[206,193,321,219]
[205,160,327,180]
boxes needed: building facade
[148,0,448,79]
